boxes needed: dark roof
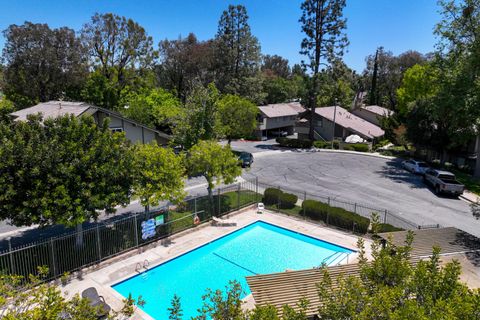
[10,101,171,140]
[378,227,480,257]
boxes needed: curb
[253,147,397,161]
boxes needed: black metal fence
[0,179,259,281]
[0,177,437,281]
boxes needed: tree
[363,48,427,109]
[0,266,144,319]
[0,97,14,123]
[172,83,220,149]
[121,87,182,133]
[81,13,157,109]
[186,140,241,209]
[214,5,261,98]
[316,226,480,319]
[0,114,135,228]
[396,64,439,117]
[299,0,348,140]
[133,142,186,213]
[168,294,183,320]
[2,22,87,108]
[217,94,258,143]
[158,33,215,102]
[262,54,291,78]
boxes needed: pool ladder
[135,259,150,273]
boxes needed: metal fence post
[50,238,57,277]
[255,177,259,202]
[328,197,331,206]
[354,203,357,214]
[96,224,102,262]
[7,237,14,275]
[194,196,197,214]
[218,188,221,216]
[303,191,306,220]
[384,210,388,224]
[133,213,139,248]
[237,183,241,211]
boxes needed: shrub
[278,192,298,209]
[350,143,369,152]
[276,137,313,149]
[301,199,370,234]
[313,141,339,149]
[263,188,283,205]
[343,145,355,151]
[377,223,403,233]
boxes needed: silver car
[401,159,429,175]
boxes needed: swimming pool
[112,221,353,319]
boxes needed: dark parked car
[233,151,254,168]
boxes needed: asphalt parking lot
[235,146,480,237]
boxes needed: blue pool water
[112,221,352,319]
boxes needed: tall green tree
[172,83,220,149]
[121,87,182,133]
[299,0,348,140]
[133,142,186,213]
[217,94,258,143]
[2,22,87,108]
[214,5,261,99]
[0,115,134,228]
[81,13,157,109]
[186,140,241,209]
[363,48,427,109]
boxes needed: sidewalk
[460,190,480,204]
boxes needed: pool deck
[60,207,370,320]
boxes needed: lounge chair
[212,216,236,226]
[257,202,265,214]
[81,287,111,318]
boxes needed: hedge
[263,188,283,205]
[302,199,370,234]
[313,141,339,149]
[263,188,298,209]
[347,143,369,152]
[276,137,313,148]
[278,192,298,209]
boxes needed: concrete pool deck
[60,207,370,320]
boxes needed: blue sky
[0,0,441,72]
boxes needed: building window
[110,127,124,133]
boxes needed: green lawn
[266,204,303,217]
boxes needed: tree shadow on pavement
[374,160,428,189]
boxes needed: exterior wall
[351,109,381,126]
[296,113,365,141]
[256,114,297,138]
[95,110,168,145]
[123,121,144,144]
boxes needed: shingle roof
[10,101,92,121]
[258,102,304,118]
[10,101,171,140]
[362,105,394,117]
[316,106,385,138]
